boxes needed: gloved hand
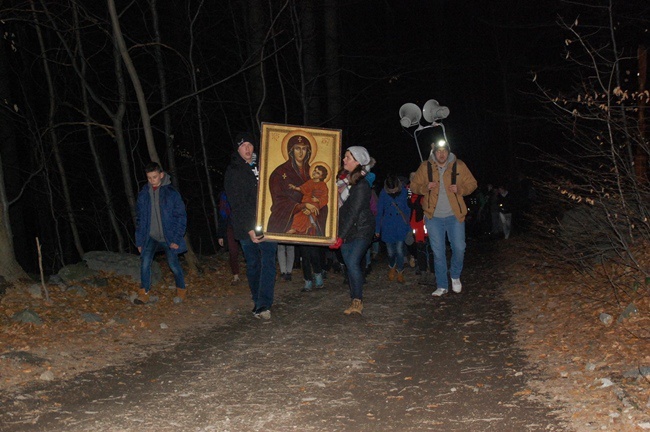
[329,237,343,250]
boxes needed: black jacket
[224,153,258,240]
[338,180,375,243]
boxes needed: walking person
[224,132,277,320]
[277,243,295,281]
[135,161,187,305]
[331,146,376,315]
[408,173,434,285]
[364,171,379,276]
[217,191,241,285]
[497,183,513,239]
[488,184,502,238]
[410,139,477,296]
[375,174,411,284]
[299,245,325,291]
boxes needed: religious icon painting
[256,122,342,245]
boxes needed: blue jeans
[341,237,371,300]
[140,236,186,292]
[240,239,278,311]
[385,241,405,271]
[425,215,466,289]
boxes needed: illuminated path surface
[0,242,566,431]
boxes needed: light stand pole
[399,99,450,162]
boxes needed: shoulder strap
[391,201,409,225]
[427,161,433,183]
[451,161,457,185]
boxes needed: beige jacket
[409,154,477,222]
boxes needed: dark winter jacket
[338,180,375,243]
[375,186,410,243]
[224,152,259,240]
[135,174,187,254]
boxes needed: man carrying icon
[224,132,277,320]
[409,139,477,297]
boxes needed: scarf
[337,172,350,207]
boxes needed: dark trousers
[300,245,323,281]
[226,224,240,276]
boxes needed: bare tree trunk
[112,41,138,226]
[149,0,177,179]
[247,0,268,127]
[107,0,158,163]
[0,154,28,281]
[323,0,341,128]
[32,0,85,260]
[73,2,125,252]
[38,0,137,228]
[0,36,28,279]
[636,44,648,184]
[299,0,321,125]
[186,0,219,247]
[140,0,199,271]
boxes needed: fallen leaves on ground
[501,236,650,431]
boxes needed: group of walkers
[135,132,480,319]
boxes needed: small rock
[12,310,43,325]
[599,313,613,326]
[27,284,43,299]
[48,274,64,285]
[40,370,54,381]
[599,378,614,388]
[81,312,102,323]
[160,323,168,329]
[66,285,87,297]
[86,277,109,288]
[617,303,638,323]
[585,363,597,371]
[622,366,650,378]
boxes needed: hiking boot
[231,275,240,285]
[301,280,313,292]
[388,266,396,281]
[314,273,324,289]
[134,288,149,305]
[344,298,363,315]
[409,256,416,268]
[397,270,405,284]
[259,309,271,320]
[173,288,187,304]
[431,288,448,297]
[451,278,462,293]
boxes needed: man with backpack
[409,139,477,297]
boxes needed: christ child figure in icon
[286,164,329,235]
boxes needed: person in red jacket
[408,172,434,285]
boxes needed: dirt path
[0,244,566,431]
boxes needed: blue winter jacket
[135,174,187,254]
[376,186,411,243]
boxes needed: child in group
[286,164,329,235]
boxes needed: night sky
[331,1,567,184]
